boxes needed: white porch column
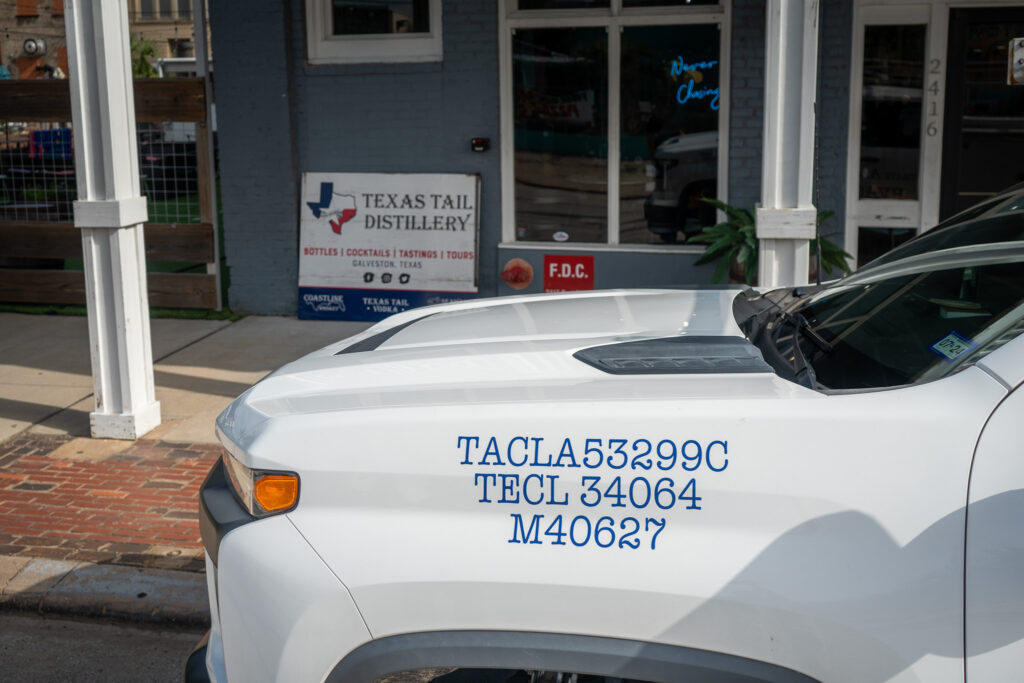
[757,0,819,288]
[65,0,160,439]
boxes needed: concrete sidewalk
[0,313,371,625]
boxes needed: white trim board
[845,1,941,269]
[305,0,444,64]
[498,241,705,255]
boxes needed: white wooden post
[757,0,819,288]
[65,0,161,439]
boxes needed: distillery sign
[299,172,480,321]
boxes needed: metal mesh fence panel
[0,122,76,222]
[0,120,201,225]
[138,121,201,224]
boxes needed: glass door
[845,5,932,267]
[940,8,1024,220]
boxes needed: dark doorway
[941,8,1024,220]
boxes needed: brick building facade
[1,1,198,80]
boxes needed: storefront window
[621,24,719,244]
[518,0,610,9]
[332,0,429,35]
[859,25,925,200]
[623,0,718,6]
[857,226,915,265]
[513,28,609,242]
[307,0,441,64]
[506,5,724,246]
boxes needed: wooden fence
[0,78,219,309]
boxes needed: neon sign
[671,57,720,111]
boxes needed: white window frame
[306,0,443,65]
[844,3,938,269]
[498,0,730,250]
[132,0,191,21]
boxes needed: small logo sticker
[501,258,534,290]
[929,330,979,363]
[553,231,569,242]
[302,292,346,313]
[306,182,357,234]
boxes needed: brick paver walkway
[0,434,218,572]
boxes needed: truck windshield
[861,191,1024,271]
[770,259,1024,390]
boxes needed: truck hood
[336,288,745,351]
[217,289,807,452]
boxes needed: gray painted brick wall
[209,0,500,313]
[209,0,297,313]
[728,0,765,210]
[729,0,853,249]
[816,0,853,247]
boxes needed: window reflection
[794,261,1024,389]
[518,0,609,8]
[623,0,718,6]
[332,0,429,35]
[859,25,925,200]
[513,28,608,243]
[626,24,720,244]
[858,226,915,265]
[945,17,1024,215]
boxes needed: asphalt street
[0,611,490,682]
[0,612,203,682]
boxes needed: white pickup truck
[189,188,1024,683]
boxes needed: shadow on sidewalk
[0,399,89,428]
[153,370,252,399]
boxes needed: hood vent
[573,336,773,375]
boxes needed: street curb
[0,555,210,628]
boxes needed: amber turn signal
[254,474,299,512]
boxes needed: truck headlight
[221,451,300,516]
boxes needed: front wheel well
[326,630,819,683]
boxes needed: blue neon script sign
[671,57,720,111]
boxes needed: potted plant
[689,198,852,285]
[808,210,854,282]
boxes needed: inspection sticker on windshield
[930,331,979,362]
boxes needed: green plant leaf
[812,235,853,277]
[711,248,733,283]
[737,244,751,266]
[694,242,731,265]
[700,197,751,226]
[692,199,854,286]
[746,257,758,284]
[688,224,730,243]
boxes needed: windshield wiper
[792,312,832,354]
[774,313,821,389]
[736,289,831,390]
